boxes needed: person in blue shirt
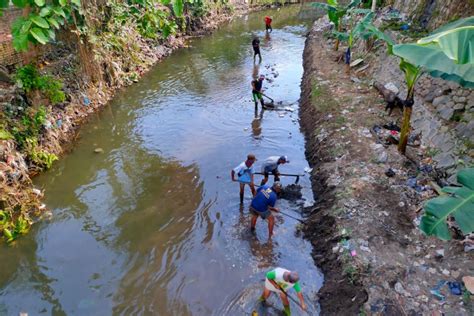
[231,154,257,204]
[250,182,282,238]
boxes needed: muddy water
[0,6,322,315]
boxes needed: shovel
[254,172,304,184]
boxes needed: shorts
[265,278,283,293]
[265,24,272,31]
[253,48,261,55]
[250,206,271,219]
[252,92,262,102]
[263,169,280,181]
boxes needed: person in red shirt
[264,16,273,32]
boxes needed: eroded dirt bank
[0,3,272,240]
[299,19,473,315]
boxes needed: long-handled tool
[274,282,309,315]
[254,172,304,184]
[261,93,274,103]
[272,209,304,223]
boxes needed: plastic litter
[83,96,91,106]
[462,276,474,294]
[447,282,462,295]
[385,168,395,177]
[430,280,447,301]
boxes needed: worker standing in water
[259,267,307,316]
[252,37,262,62]
[231,154,257,204]
[251,74,265,111]
[249,182,282,238]
[265,16,273,32]
[260,155,289,186]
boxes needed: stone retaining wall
[389,0,474,30]
[372,51,474,178]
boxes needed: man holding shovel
[251,74,265,110]
[231,154,257,204]
[260,155,289,186]
[249,182,282,238]
[259,267,307,316]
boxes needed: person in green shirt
[260,267,307,315]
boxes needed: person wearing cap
[260,155,289,186]
[260,267,307,315]
[264,16,273,32]
[251,75,265,110]
[252,37,262,62]
[231,154,257,204]
[249,182,282,238]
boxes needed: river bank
[300,17,473,315]
[0,2,282,242]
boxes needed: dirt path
[299,19,473,315]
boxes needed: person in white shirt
[260,267,307,315]
[231,154,257,203]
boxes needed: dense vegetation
[0,0,234,243]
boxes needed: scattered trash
[350,58,363,68]
[400,24,410,31]
[419,164,433,173]
[385,168,395,177]
[430,280,447,301]
[82,96,91,106]
[304,167,313,173]
[382,122,400,132]
[447,282,462,295]
[435,249,445,258]
[377,151,388,163]
[462,276,474,294]
[465,244,474,252]
[94,148,104,153]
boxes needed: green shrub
[15,64,66,105]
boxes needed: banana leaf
[393,43,474,88]
[420,168,474,240]
[417,26,474,64]
[430,16,474,35]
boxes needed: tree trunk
[398,81,416,154]
[334,21,342,51]
[371,0,376,12]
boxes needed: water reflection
[0,4,323,315]
[252,108,264,139]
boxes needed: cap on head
[247,153,257,161]
[288,271,299,283]
[279,155,289,163]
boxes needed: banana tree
[392,17,474,154]
[333,10,393,74]
[420,168,474,240]
[312,0,361,51]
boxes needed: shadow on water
[0,4,323,316]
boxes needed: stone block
[432,95,449,107]
[438,107,454,120]
[453,103,465,111]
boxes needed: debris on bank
[300,15,473,316]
